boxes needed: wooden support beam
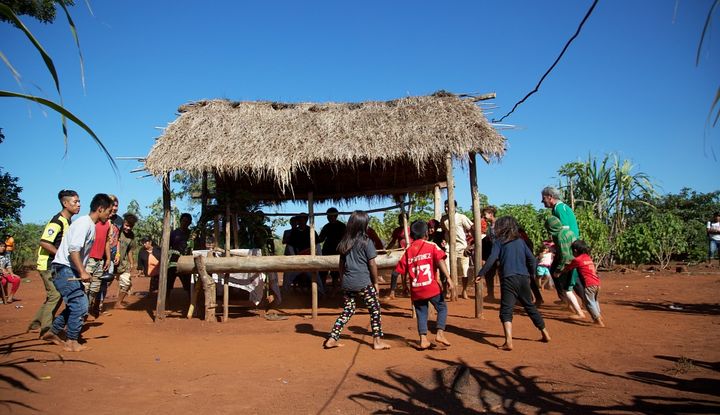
[155,173,171,321]
[309,192,318,319]
[445,154,458,302]
[469,152,484,319]
[223,206,230,322]
[176,251,404,274]
[434,184,442,221]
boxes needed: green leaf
[57,1,86,91]
[0,90,118,174]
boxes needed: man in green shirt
[541,186,580,238]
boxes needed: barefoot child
[395,220,454,349]
[475,216,551,351]
[562,240,605,327]
[536,243,554,290]
[324,211,390,350]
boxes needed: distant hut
[144,91,505,320]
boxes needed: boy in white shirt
[42,194,113,352]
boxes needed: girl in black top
[476,216,551,351]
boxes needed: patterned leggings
[329,285,384,340]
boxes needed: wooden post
[400,198,415,318]
[214,214,220,248]
[232,214,239,249]
[469,152,484,318]
[193,255,217,322]
[434,184,442,221]
[445,154,458,301]
[222,206,231,322]
[308,192,318,319]
[200,172,208,246]
[155,172,172,321]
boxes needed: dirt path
[2,267,719,414]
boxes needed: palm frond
[0,90,117,174]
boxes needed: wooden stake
[400,198,415,319]
[155,172,171,321]
[469,152,484,319]
[309,192,318,319]
[445,154,458,302]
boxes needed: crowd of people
[12,190,193,352]
[320,186,609,351]
[8,185,720,353]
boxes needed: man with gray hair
[541,186,580,238]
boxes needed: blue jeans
[413,293,447,335]
[709,239,720,260]
[51,264,88,341]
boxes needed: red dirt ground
[2,266,719,414]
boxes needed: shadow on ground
[0,331,99,413]
[346,355,720,414]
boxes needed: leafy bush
[615,223,653,265]
[4,222,43,271]
[615,211,687,267]
[496,204,547,252]
[575,208,611,266]
[646,212,687,268]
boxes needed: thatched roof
[144,92,505,202]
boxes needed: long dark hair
[337,210,370,255]
[494,216,520,243]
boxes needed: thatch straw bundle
[144,92,505,201]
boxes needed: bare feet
[435,331,451,346]
[569,313,586,320]
[498,342,513,351]
[418,339,431,350]
[63,340,90,352]
[540,328,551,342]
[41,331,64,346]
[594,316,606,327]
[323,338,344,349]
[382,293,396,301]
[373,338,391,350]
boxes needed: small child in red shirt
[561,240,605,327]
[396,220,454,349]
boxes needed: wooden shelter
[143,91,505,321]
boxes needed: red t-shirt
[88,221,110,260]
[395,239,447,301]
[562,253,600,287]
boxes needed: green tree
[627,188,720,262]
[3,221,43,270]
[0,167,24,229]
[646,212,687,268]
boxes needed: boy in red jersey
[396,220,454,349]
[562,240,605,327]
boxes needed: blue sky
[1,0,718,227]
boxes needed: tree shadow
[0,333,100,412]
[349,355,720,414]
[611,300,720,316]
